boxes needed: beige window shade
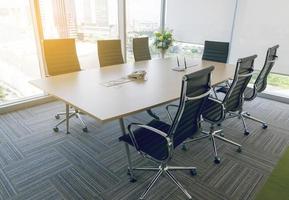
[166,0,237,45]
[229,0,289,75]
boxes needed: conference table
[30,57,235,172]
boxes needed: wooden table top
[31,58,235,122]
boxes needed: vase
[160,49,167,59]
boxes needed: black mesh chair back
[169,66,214,147]
[244,45,279,101]
[133,37,151,61]
[202,41,229,63]
[223,55,257,112]
[255,45,279,92]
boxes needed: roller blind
[166,0,237,44]
[229,0,289,75]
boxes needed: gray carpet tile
[9,181,63,200]
[0,168,16,199]
[50,167,104,200]
[54,141,120,190]
[3,148,72,193]
[0,97,288,200]
[0,141,23,168]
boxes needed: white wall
[229,0,289,74]
[166,0,236,44]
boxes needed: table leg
[66,104,70,134]
[119,118,136,182]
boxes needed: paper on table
[100,77,133,87]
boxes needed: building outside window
[39,0,119,69]
[126,0,162,62]
[167,41,203,59]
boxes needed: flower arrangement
[153,30,173,50]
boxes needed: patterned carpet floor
[0,97,289,200]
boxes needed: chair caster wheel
[181,144,188,151]
[262,124,268,129]
[55,115,60,119]
[53,127,59,132]
[190,169,197,176]
[237,147,242,153]
[214,157,221,164]
[82,127,88,132]
[217,123,221,127]
[219,132,224,137]
[246,112,251,116]
[244,131,250,136]
[129,177,137,183]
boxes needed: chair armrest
[127,123,171,151]
[208,97,223,104]
[165,104,179,123]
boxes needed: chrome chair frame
[183,55,257,163]
[216,45,279,135]
[53,108,87,133]
[122,68,214,200]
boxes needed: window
[39,0,119,69]
[250,72,289,98]
[167,41,203,59]
[0,1,42,105]
[126,0,162,61]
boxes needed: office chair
[119,66,214,200]
[202,40,230,63]
[133,37,151,62]
[202,40,230,97]
[43,39,88,133]
[97,39,124,67]
[132,37,160,120]
[217,45,279,135]
[184,55,257,164]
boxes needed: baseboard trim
[0,95,56,115]
[259,93,289,104]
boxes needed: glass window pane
[167,41,203,59]
[126,0,161,61]
[39,0,119,69]
[250,72,289,98]
[0,1,42,105]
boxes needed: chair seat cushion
[119,120,171,161]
